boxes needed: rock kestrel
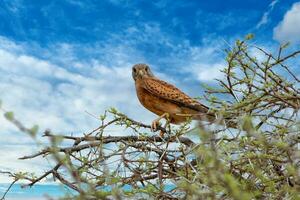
[132,63,217,131]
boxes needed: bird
[132,63,225,134]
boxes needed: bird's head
[132,63,154,81]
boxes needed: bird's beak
[138,70,145,77]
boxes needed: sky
[0,0,300,184]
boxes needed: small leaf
[242,115,254,133]
[281,42,290,49]
[29,125,39,137]
[110,177,120,184]
[51,135,63,145]
[15,172,29,180]
[109,107,118,114]
[245,33,254,40]
[100,114,106,121]
[4,111,14,121]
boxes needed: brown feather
[142,77,209,113]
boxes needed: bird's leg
[151,113,169,133]
[159,120,170,137]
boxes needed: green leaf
[14,172,29,180]
[242,115,254,133]
[245,33,254,40]
[100,114,106,120]
[51,135,63,145]
[224,173,252,200]
[281,42,290,49]
[29,125,39,137]
[4,111,14,121]
[110,177,120,184]
[109,107,118,114]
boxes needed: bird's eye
[145,67,149,71]
[133,68,137,73]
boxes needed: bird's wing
[142,77,209,113]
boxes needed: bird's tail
[177,112,238,129]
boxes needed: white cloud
[0,144,51,183]
[273,2,300,44]
[195,62,225,81]
[0,39,154,134]
[179,41,226,82]
[256,0,279,29]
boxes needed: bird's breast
[135,81,186,123]
[135,83,164,115]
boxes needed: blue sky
[0,0,295,44]
[0,0,300,184]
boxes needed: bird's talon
[151,120,159,132]
[159,130,164,137]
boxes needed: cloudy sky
[0,0,300,183]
